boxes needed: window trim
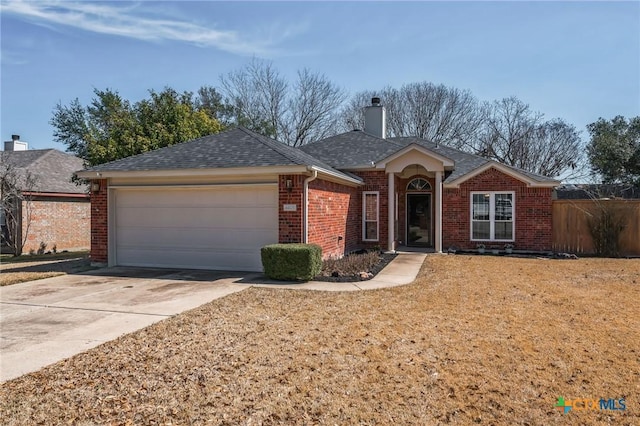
[407,177,432,191]
[470,191,515,242]
[362,191,379,242]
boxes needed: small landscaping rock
[358,271,373,280]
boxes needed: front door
[407,194,432,247]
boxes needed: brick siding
[278,175,304,244]
[307,179,358,258]
[351,171,389,251]
[442,168,553,251]
[278,171,391,258]
[21,196,90,253]
[90,179,108,264]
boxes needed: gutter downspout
[303,168,318,244]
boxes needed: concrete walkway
[240,251,428,291]
[1,251,427,382]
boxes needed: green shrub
[261,243,322,281]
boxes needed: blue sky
[1,0,639,151]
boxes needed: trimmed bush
[261,243,322,281]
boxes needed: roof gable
[443,161,560,188]
[374,143,455,173]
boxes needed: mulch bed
[315,252,397,282]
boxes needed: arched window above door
[407,178,431,191]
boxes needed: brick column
[387,172,395,252]
[435,171,443,253]
[278,175,304,243]
[90,179,108,265]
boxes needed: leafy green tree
[587,116,640,185]
[195,86,235,126]
[51,87,222,166]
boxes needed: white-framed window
[407,178,431,191]
[363,191,379,241]
[471,191,514,241]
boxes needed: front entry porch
[386,166,444,254]
[371,142,454,254]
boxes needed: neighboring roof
[555,184,640,200]
[82,127,360,183]
[0,149,87,194]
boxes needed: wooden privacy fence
[552,199,640,256]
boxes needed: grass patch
[0,272,65,287]
[0,252,93,286]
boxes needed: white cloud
[0,0,279,56]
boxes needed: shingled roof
[301,132,556,184]
[300,130,405,169]
[388,137,556,184]
[81,126,557,185]
[1,149,86,194]
[85,127,359,182]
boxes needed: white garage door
[114,185,278,272]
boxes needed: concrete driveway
[0,267,250,382]
[0,252,427,383]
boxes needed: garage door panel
[114,186,277,272]
[116,206,276,228]
[117,227,275,248]
[117,188,275,207]
[117,247,264,271]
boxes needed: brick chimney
[4,135,28,151]
[364,97,386,139]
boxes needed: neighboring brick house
[1,136,90,255]
[77,99,558,272]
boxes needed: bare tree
[220,59,288,139]
[478,97,585,178]
[0,159,38,256]
[340,82,484,149]
[401,82,485,149]
[283,68,345,146]
[338,90,376,132]
[220,60,345,146]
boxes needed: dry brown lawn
[1,255,638,425]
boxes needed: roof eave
[443,181,559,189]
[75,165,311,179]
[75,164,363,186]
[308,166,363,186]
[21,191,89,198]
